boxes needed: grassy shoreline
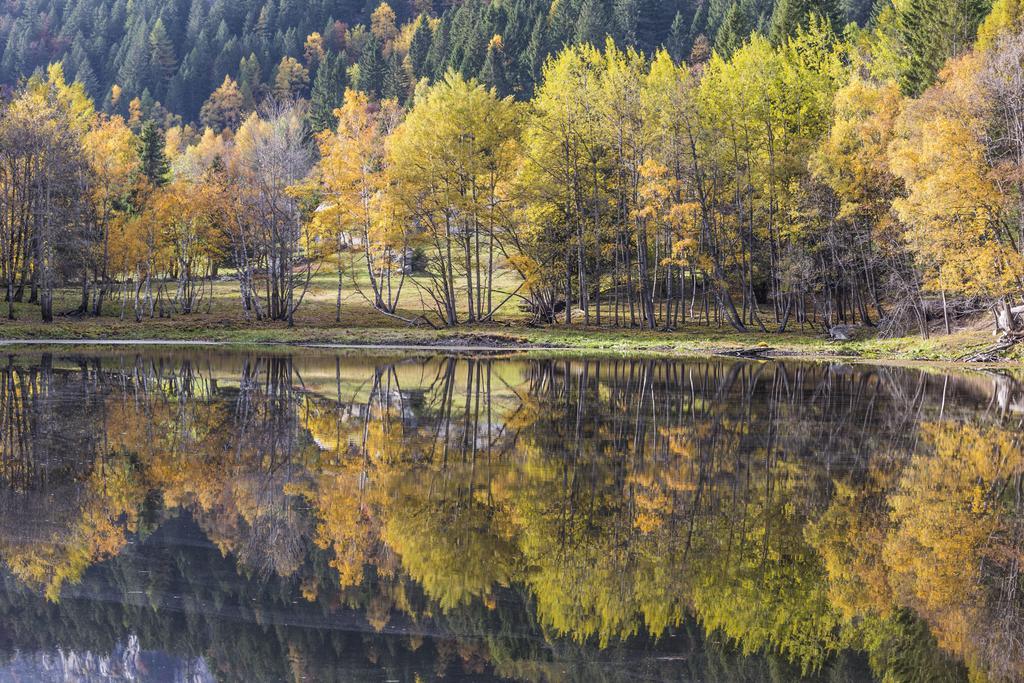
[1,315,1020,366]
[2,266,1019,365]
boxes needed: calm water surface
[0,348,1021,682]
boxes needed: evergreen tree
[425,14,451,79]
[0,0,886,127]
[768,0,842,44]
[74,55,100,99]
[688,0,711,49]
[117,19,150,97]
[633,0,676,53]
[613,0,639,45]
[238,53,264,109]
[524,16,548,92]
[892,0,990,96]
[408,16,433,79]
[356,35,385,97]
[308,51,347,133]
[148,18,178,91]
[137,121,170,186]
[186,0,207,42]
[478,37,510,97]
[842,0,875,25]
[550,0,584,45]
[715,2,751,57]
[381,51,409,101]
[667,11,688,62]
[458,21,491,76]
[576,0,612,45]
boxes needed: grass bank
[0,271,1018,364]
[1,314,1016,364]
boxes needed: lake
[0,347,1020,682]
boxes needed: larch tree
[200,76,245,132]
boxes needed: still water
[0,348,1021,682]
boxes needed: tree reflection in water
[0,349,1021,682]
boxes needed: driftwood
[959,332,1024,362]
[718,347,775,359]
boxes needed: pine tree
[308,51,347,132]
[356,35,385,97]
[280,0,299,33]
[149,18,178,91]
[479,36,510,97]
[613,0,639,45]
[688,0,711,50]
[179,37,213,117]
[893,0,989,96]
[458,21,490,76]
[381,51,409,101]
[769,0,843,44]
[186,0,206,41]
[666,11,688,61]
[117,19,150,97]
[75,59,100,99]
[408,16,433,79]
[238,53,264,109]
[714,2,750,57]
[138,121,170,186]
[550,0,584,45]
[524,17,548,92]
[843,0,875,25]
[634,0,677,53]
[576,0,611,45]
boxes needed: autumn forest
[0,0,1023,345]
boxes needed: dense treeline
[0,0,880,124]
[1,0,1023,336]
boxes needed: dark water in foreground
[0,348,1021,682]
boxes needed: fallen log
[718,347,775,359]
[959,332,1024,362]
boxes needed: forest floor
[0,268,1019,365]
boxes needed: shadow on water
[0,349,1021,682]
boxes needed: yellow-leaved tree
[315,89,406,320]
[82,114,138,315]
[387,72,521,325]
[889,52,1024,332]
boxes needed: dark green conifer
[137,121,170,186]
[308,51,346,133]
[576,0,611,46]
[768,0,842,44]
[356,35,385,98]
[478,39,510,97]
[408,16,433,80]
[381,51,409,102]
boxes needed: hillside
[0,0,874,124]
